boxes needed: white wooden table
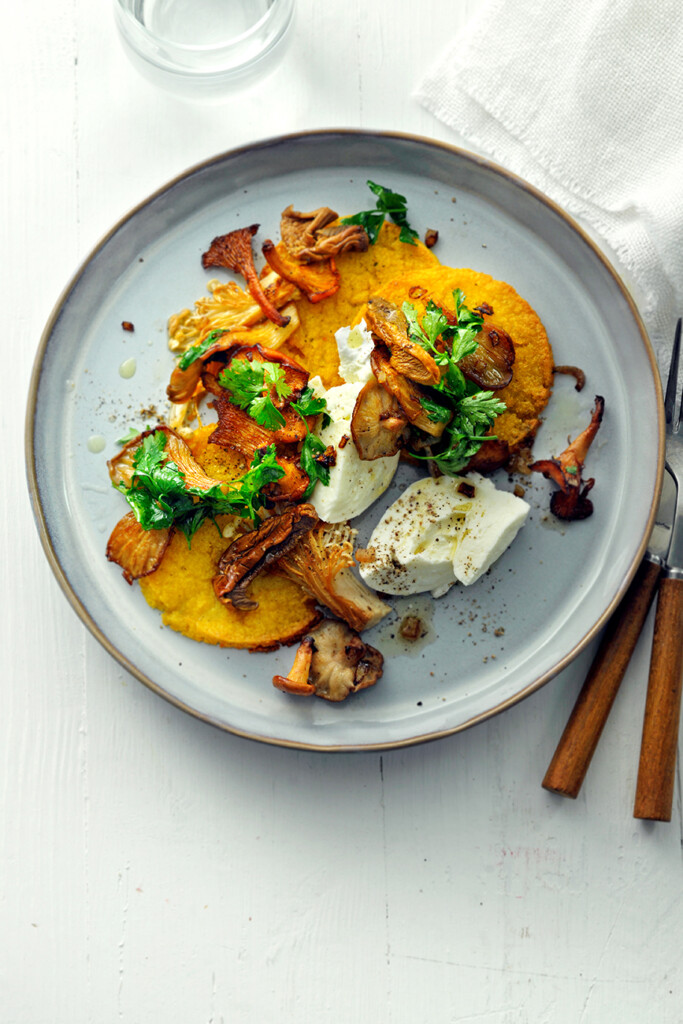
[4,2,682,1021]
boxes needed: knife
[634,456,683,821]
[543,468,676,798]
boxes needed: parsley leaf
[341,179,418,246]
[300,433,332,498]
[428,391,507,474]
[177,329,229,371]
[219,358,293,430]
[117,425,147,446]
[419,393,452,423]
[248,393,287,431]
[291,385,328,420]
[289,386,333,495]
[117,430,284,537]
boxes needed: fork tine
[664,317,681,427]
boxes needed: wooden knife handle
[543,558,661,798]
[634,575,683,822]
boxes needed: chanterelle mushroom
[202,225,290,328]
[273,619,384,702]
[530,395,605,520]
[213,504,319,610]
[280,205,369,262]
[262,240,341,304]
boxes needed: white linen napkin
[415,0,683,362]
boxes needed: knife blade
[543,469,676,798]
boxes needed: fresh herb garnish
[178,329,229,371]
[403,292,506,473]
[117,425,147,446]
[300,432,332,498]
[425,391,507,473]
[291,385,331,427]
[418,393,453,424]
[288,385,332,495]
[219,358,293,430]
[117,430,284,539]
[341,179,418,246]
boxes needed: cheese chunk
[334,321,374,384]
[358,474,529,596]
[308,380,399,523]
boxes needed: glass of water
[114,0,295,100]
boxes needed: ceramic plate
[26,130,664,750]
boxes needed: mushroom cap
[370,347,448,438]
[365,296,441,387]
[459,321,515,390]
[213,504,319,610]
[351,378,408,460]
[307,619,384,702]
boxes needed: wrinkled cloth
[415,0,683,362]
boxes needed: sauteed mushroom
[202,225,290,328]
[371,347,448,438]
[530,395,605,520]
[465,438,510,473]
[262,240,340,303]
[365,296,441,387]
[351,378,408,460]
[106,512,171,584]
[276,521,391,632]
[213,504,319,610]
[459,321,515,390]
[273,619,383,702]
[280,205,369,262]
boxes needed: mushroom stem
[272,638,316,696]
[530,396,605,521]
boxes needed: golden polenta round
[376,266,554,451]
[139,425,319,650]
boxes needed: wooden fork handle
[634,575,683,821]
[543,558,662,798]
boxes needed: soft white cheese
[358,474,529,596]
[308,380,400,524]
[334,321,374,384]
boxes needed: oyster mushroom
[106,511,171,584]
[276,521,391,632]
[371,347,448,438]
[280,205,369,262]
[202,225,290,328]
[458,321,515,391]
[530,395,605,520]
[273,619,383,702]
[213,504,319,610]
[365,296,441,387]
[351,378,408,460]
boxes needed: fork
[633,318,683,821]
